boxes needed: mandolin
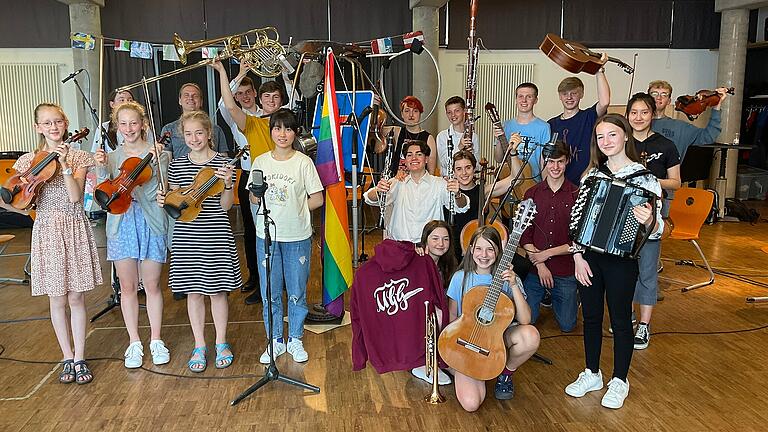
[162,147,247,222]
[438,199,537,381]
[539,33,634,75]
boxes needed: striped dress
[167,154,241,295]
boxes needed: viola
[539,33,634,75]
[162,148,246,222]
[94,133,170,214]
[674,87,734,121]
[459,159,508,254]
[0,128,90,210]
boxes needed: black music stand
[698,143,753,219]
[231,178,320,406]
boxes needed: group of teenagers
[362,69,729,411]
[5,53,728,413]
[3,59,325,385]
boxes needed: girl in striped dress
[94,101,170,369]
[157,110,241,372]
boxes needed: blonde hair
[558,77,584,93]
[34,103,68,151]
[647,80,673,95]
[178,110,214,149]
[111,101,149,141]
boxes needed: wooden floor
[1,204,768,432]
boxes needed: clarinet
[378,130,395,229]
[447,133,456,225]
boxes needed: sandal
[59,359,75,384]
[187,346,207,373]
[73,360,93,385]
[215,343,234,369]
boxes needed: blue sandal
[215,343,234,369]
[188,347,207,373]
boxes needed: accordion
[569,174,657,259]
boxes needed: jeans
[255,236,311,339]
[524,273,578,332]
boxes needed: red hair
[400,95,424,113]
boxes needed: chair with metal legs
[0,234,30,284]
[664,187,715,292]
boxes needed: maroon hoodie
[351,239,447,373]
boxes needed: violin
[0,128,90,210]
[539,33,634,75]
[163,147,246,222]
[674,87,734,121]
[459,159,508,254]
[94,133,171,214]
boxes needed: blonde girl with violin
[1,103,102,384]
[94,101,170,369]
[156,110,241,373]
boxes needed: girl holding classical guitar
[156,110,241,372]
[567,114,662,409]
[94,101,170,369]
[446,226,540,411]
[1,103,102,384]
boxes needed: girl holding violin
[1,103,103,384]
[94,101,170,369]
[157,110,241,373]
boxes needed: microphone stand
[344,105,373,267]
[485,137,531,225]
[231,188,320,406]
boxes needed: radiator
[0,63,60,154]
[462,63,535,161]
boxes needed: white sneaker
[286,338,309,363]
[601,377,630,409]
[411,366,452,385]
[149,339,170,365]
[124,341,144,369]
[259,339,286,364]
[565,368,603,397]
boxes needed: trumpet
[424,301,446,404]
[118,27,287,92]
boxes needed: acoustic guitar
[539,33,634,75]
[439,199,537,381]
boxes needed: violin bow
[141,77,166,193]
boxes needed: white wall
[435,48,720,132]
[0,48,81,130]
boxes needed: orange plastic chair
[667,187,715,292]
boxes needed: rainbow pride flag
[315,49,353,316]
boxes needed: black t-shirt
[446,184,480,259]
[635,133,680,181]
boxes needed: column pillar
[411,2,443,134]
[711,7,749,198]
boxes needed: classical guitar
[439,199,537,381]
[539,33,634,75]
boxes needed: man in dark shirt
[520,141,578,332]
[548,64,610,185]
[161,83,230,159]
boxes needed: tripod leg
[277,374,321,393]
[532,352,553,365]
[230,375,272,406]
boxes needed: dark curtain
[563,0,672,48]
[100,0,206,41]
[102,49,161,132]
[446,0,562,49]
[0,0,70,48]
[671,0,720,48]
[203,0,328,41]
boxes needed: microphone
[61,69,85,84]
[542,132,559,162]
[248,169,269,198]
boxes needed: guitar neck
[484,229,522,311]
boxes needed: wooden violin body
[94,154,154,214]
[674,87,735,121]
[459,159,508,254]
[0,128,89,211]
[163,148,246,222]
[539,33,634,75]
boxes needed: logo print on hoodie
[374,278,424,316]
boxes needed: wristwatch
[62,167,73,176]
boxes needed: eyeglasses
[649,91,670,99]
[37,119,66,128]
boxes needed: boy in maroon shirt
[520,141,578,332]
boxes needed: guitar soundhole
[475,306,494,325]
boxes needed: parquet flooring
[1,204,767,432]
